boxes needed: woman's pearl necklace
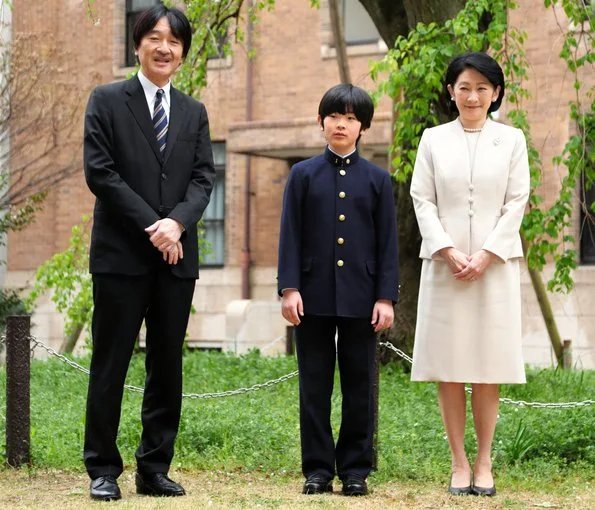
[463,127,482,133]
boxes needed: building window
[126,0,160,67]
[202,142,226,266]
[207,28,229,60]
[580,114,595,264]
[342,0,380,45]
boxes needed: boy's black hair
[133,4,193,59]
[445,52,505,114]
[318,84,374,131]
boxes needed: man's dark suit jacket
[84,75,215,278]
[277,148,399,317]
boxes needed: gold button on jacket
[337,260,344,267]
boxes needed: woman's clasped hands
[438,247,497,282]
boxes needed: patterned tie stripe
[153,89,168,153]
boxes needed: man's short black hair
[445,52,505,114]
[133,4,192,59]
[318,84,375,130]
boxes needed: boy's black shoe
[342,476,368,496]
[90,475,121,501]
[303,475,333,494]
[135,472,186,497]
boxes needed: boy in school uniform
[277,84,399,496]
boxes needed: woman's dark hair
[133,4,192,59]
[318,84,375,131]
[445,52,505,114]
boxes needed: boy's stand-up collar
[324,146,360,167]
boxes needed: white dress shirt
[137,70,171,120]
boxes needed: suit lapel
[449,119,471,180]
[125,76,162,163]
[477,117,496,148]
[162,87,188,167]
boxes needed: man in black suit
[83,5,215,501]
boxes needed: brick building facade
[5,0,595,367]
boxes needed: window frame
[342,0,381,46]
[124,0,160,68]
[319,0,387,61]
[201,142,226,268]
[579,117,595,264]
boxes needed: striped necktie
[153,89,168,153]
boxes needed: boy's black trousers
[295,315,377,481]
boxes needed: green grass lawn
[1,349,594,492]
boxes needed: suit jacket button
[339,169,346,176]
[338,191,346,198]
[345,158,350,164]
[161,173,167,180]
[468,183,474,191]
[337,259,344,267]
[337,237,344,245]
[338,214,346,221]
[468,209,474,216]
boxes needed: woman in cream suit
[410,53,530,497]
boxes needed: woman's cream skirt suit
[410,118,530,383]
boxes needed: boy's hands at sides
[282,289,304,326]
[282,292,394,330]
[372,299,394,332]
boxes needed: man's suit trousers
[84,266,195,478]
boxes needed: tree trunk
[521,235,564,364]
[358,0,467,48]
[328,0,351,84]
[360,0,467,365]
[60,321,84,354]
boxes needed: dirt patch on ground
[0,469,593,509]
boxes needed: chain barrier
[379,341,594,409]
[27,335,298,399]
[379,341,413,364]
[257,334,286,354]
[2,334,592,407]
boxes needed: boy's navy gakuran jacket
[277,147,399,318]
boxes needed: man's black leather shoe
[302,475,333,495]
[135,472,186,497]
[342,476,368,496]
[90,475,121,501]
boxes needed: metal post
[5,315,31,467]
[372,340,380,471]
[285,326,295,355]
[563,339,572,370]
